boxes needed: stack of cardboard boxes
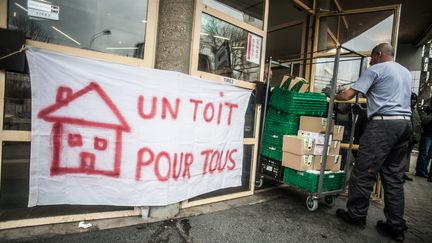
[282,116,344,172]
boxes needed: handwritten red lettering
[161,97,180,120]
[224,102,238,126]
[227,148,237,170]
[201,149,212,175]
[189,98,203,121]
[209,150,220,173]
[136,147,154,180]
[154,151,171,182]
[202,148,237,174]
[182,153,193,179]
[204,103,215,123]
[138,96,157,119]
[172,152,184,180]
[136,147,194,181]
[218,150,229,172]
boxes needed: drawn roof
[38,82,130,132]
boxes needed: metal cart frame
[256,45,367,211]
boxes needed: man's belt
[371,115,411,120]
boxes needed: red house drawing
[38,82,131,177]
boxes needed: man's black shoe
[336,209,366,229]
[402,174,413,181]
[376,220,405,242]
[414,173,427,178]
[428,177,432,182]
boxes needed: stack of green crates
[261,108,300,161]
[283,167,345,193]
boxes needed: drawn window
[94,137,108,151]
[68,133,83,147]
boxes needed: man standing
[333,43,412,242]
[415,99,432,179]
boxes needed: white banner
[26,47,251,206]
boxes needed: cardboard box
[280,75,310,93]
[297,130,332,145]
[312,155,342,172]
[313,140,341,156]
[282,152,314,171]
[333,125,345,141]
[299,116,334,133]
[282,135,314,155]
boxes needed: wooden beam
[181,191,253,208]
[267,20,303,33]
[0,208,141,230]
[291,0,314,15]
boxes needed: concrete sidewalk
[2,172,431,243]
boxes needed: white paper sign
[26,47,251,206]
[246,33,262,65]
[28,0,59,20]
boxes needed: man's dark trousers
[347,119,412,231]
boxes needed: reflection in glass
[318,11,394,52]
[0,142,30,209]
[314,57,363,92]
[4,72,31,131]
[244,93,256,138]
[189,145,253,201]
[203,0,264,29]
[8,0,148,58]
[199,13,261,82]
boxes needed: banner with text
[26,47,251,206]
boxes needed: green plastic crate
[261,144,282,161]
[266,108,300,122]
[262,131,283,147]
[269,91,327,116]
[265,119,299,135]
[283,168,345,193]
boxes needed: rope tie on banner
[0,45,28,61]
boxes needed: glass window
[0,142,132,220]
[0,142,30,209]
[203,0,264,29]
[318,11,394,53]
[314,56,363,91]
[244,93,256,138]
[199,13,262,82]
[4,72,31,131]
[267,24,304,61]
[8,0,149,58]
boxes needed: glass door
[310,5,401,91]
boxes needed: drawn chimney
[56,87,73,104]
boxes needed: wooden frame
[184,0,269,208]
[0,0,159,228]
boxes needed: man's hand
[321,86,332,97]
[337,85,346,94]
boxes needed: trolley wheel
[255,177,264,189]
[306,196,318,212]
[324,195,336,207]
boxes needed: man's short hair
[372,43,395,57]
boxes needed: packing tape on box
[336,125,343,133]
